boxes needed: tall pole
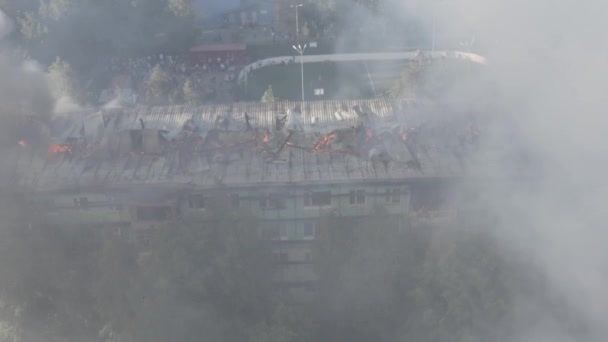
[291,4,303,43]
[292,44,306,103]
[295,6,299,42]
[431,16,436,52]
[300,51,304,102]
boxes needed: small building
[189,43,248,66]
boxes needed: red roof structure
[189,43,248,65]
[190,43,247,53]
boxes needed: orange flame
[18,140,26,147]
[366,129,373,141]
[402,132,408,141]
[48,144,72,156]
[314,131,337,151]
[263,133,270,143]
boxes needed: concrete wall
[30,192,130,227]
[29,181,415,302]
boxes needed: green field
[241,60,409,101]
[240,58,482,101]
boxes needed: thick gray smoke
[0,10,54,164]
[393,0,608,340]
[0,9,14,40]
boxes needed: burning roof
[14,98,479,192]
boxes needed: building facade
[17,98,475,300]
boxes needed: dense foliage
[0,195,589,342]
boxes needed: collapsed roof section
[15,98,482,192]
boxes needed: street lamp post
[431,14,436,52]
[290,4,303,43]
[292,44,306,103]
[431,0,446,52]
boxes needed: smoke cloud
[0,9,14,40]
[389,0,608,340]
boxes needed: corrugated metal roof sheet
[17,98,472,192]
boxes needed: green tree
[301,22,310,40]
[182,78,201,105]
[136,193,279,341]
[388,54,426,98]
[0,221,104,342]
[93,236,138,342]
[47,56,76,100]
[38,0,72,21]
[353,0,382,13]
[0,321,20,342]
[16,12,47,42]
[313,213,409,342]
[252,304,298,342]
[261,85,276,103]
[145,65,171,105]
[168,0,194,17]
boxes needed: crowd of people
[100,53,246,105]
[96,9,350,106]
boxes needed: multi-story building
[15,98,478,300]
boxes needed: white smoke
[395,0,608,340]
[0,9,14,41]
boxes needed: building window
[260,194,285,209]
[136,206,171,221]
[349,190,365,205]
[73,197,89,209]
[280,225,289,240]
[273,252,289,263]
[129,130,143,152]
[303,222,316,239]
[188,194,205,209]
[304,191,331,207]
[385,189,401,203]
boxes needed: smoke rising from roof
[388,0,608,340]
[0,54,54,148]
[0,9,14,40]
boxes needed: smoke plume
[393,0,608,340]
[0,9,14,40]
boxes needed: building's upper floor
[14,98,483,194]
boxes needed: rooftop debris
[48,144,72,156]
[14,99,484,191]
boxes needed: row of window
[261,221,317,241]
[273,251,313,264]
[68,188,404,214]
[187,189,404,210]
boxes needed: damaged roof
[15,98,477,193]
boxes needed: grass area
[240,58,483,102]
[241,60,409,101]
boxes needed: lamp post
[292,43,306,102]
[431,0,447,52]
[431,14,436,52]
[290,4,303,43]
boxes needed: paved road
[238,50,488,86]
